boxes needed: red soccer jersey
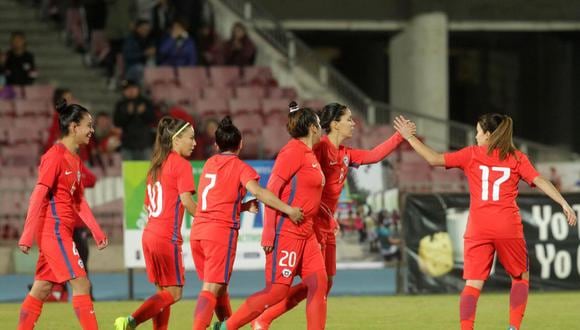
[263,139,326,243]
[144,152,195,244]
[444,145,539,239]
[37,143,84,235]
[191,154,259,242]
[313,134,403,231]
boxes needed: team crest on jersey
[343,156,349,166]
[282,269,292,278]
[78,259,84,269]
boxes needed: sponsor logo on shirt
[329,161,338,165]
[343,156,349,166]
[282,269,292,278]
[78,259,85,269]
[312,163,318,168]
[65,170,73,175]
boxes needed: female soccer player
[214,102,327,330]
[393,113,577,330]
[190,116,303,329]
[115,117,197,330]
[18,101,108,330]
[252,102,414,329]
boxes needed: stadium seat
[24,85,55,100]
[232,113,263,133]
[241,66,276,86]
[239,131,260,159]
[262,99,290,116]
[0,100,14,116]
[209,66,241,87]
[14,100,50,117]
[177,67,209,89]
[144,66,176,86]
[229,98,261,115]
[235,86,266,99]
[268,87,297,100]
[202,86,234,99]
[302,99,325,111]
[194,98,229,117]
[262,125,289,158]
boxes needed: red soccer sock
[304,271,328,330]
[509,278,529,329]
[152,305,171,330]
[72,294,98,330]
[215,292,232,321]
[459,285,481,330]
[193,290,217,330]
[131,290,175,325]
[255,283,307,326]
[18,294,43,330]
[225,283,288,330]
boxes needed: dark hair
[96,111,110,118]
[173,17,190,31]
[286,101,319,138]
[320,102,348,134]
[53,88,71,108]
[10,31,25,40]
[55,100,90,137]
[215,116,241,152]
[134,19,150,28]
[478,113,517,161]
[148,116,189,182]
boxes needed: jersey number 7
[479,165,510,201]
[201,174,217,211]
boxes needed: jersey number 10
[479,165,510,201]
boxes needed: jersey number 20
[479,165,510,201]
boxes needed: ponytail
[478,113,517,161]
[148,116,188,182]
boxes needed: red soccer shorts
[191,236,237,284]
[35,232,87,283]
[266,234,326,285]
[142,232,185,287]
[463,238,528,280]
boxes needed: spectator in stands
[353,208,366,243]
[0,50,15,99]
[223,22,256,66]
[157,19,197,67]
[4,32,37,85]
[197,23,223,66]
[192,118,218,159]
[150,0,175,41]
[104,0,136,89]
[122,19,156,84]
[113,80,156,160]
[364,207,379,252]
[93,111,122,155]
[377,222,401,262]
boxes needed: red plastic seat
[144,67,176,87]
[229,98,261,115]
[24,85,55,100]
[194,98,229,117]
[178,67,209,89]
[235,86,266,99]
[202,86,233,99]
[209,66,241,87]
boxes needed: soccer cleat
[114,316,136,330]
[507,327,517,330]
[251,318,270,330]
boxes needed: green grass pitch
[1,292,578,329]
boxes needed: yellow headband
[172,122,190,140]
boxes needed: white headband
[289,104,300,113]
[172,122,190,140]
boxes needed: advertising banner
[403,193,580,293]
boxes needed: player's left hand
[96,237,109,250]
[19,245,30,254]
[562,203,577,226]
[263,245,273,254]
[334,219,341,237]
[245,199,259,213]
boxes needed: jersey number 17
[479,165,510,201]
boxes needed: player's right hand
[562,203,577,226]
[263,245,274,254]
[19,245,30,254]
[96,237,109,250]
[288,207,304,224]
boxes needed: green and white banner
[122,160,275,270]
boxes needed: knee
[166,288,182,302]
[304,271,328,296]
[70,277,92,295]
[31,281,53,301]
